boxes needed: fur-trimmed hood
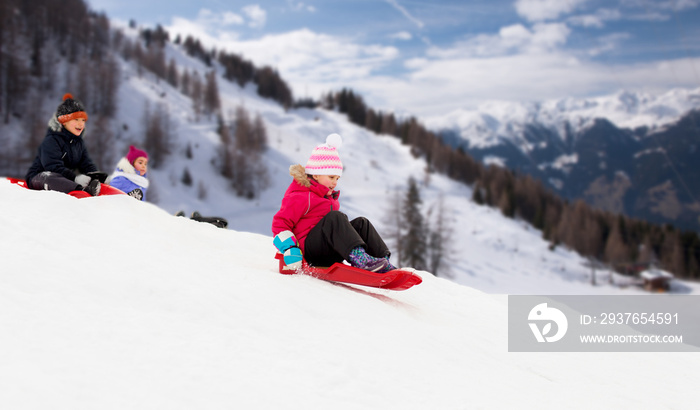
[108,157,149,188]
[48,114,65,133]
[289,164,311,187]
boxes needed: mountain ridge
[428,89,700,232]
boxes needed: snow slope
[5,25,699,299]
[2,181,700,409]
[101,35,700,296]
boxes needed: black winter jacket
[25,117,97,184]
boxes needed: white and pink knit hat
[305,133,343,176]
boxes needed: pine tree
[190,71,203,121]
[180,69,191,96]
[143,102,173,167]
[604,218,629,265]
[401,177,427,270]
[88,116,115,171]
[181,167,193,186]
[217,114,234,179]
[166,58,179,88]
[427,196,453,277]
[383,188,405,266]
[203,70,221,118]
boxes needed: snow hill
[89,25,700,295]
[2,181,700,409]
[1,23,698,293]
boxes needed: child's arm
[271,194,307,269]
[110,176,143,199]
[271,193,307,236]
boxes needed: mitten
[283,246,303,270]
[273,230,298,253]
[128,188,143,200]
[87,171,109,183]
[74,174,91,187]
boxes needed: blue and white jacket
[108,157,149,201]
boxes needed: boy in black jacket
[25,93,102,196]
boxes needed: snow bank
[2,181,700,409]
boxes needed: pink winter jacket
[272,165,340,253]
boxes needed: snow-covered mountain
[426,88,700,150]
[425,89,700,232]
[3,181,700,409]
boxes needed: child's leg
[349,217,390,258]
[350,217,397,272]
[28,171,80,193]
[305,211,389,272]
[304,211,365,267]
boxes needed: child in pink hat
[272,133,397,273]
[108,145,149,200]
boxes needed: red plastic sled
[5,177,126,198]
[275,252,422,291]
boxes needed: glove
[274,230,303,270]
[283,247,303,270]
[87,171,109,183]
[273,230,298,253]
[127,188,143,200]
[74,174,91,187]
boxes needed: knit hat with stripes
[305,133,343,176]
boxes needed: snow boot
[347,247,389,272]
[376,256,398,273]
[83,179,101,196]
[191,211,229,229]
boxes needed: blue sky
[87,0,700,119]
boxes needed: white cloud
[426,22,570,58]
[567,8,621,28]
[530,22,571,49]
[286,1,316,12]
[621,0,700,12]
[165,18,399,98]
[515,0,588,22]
[586,32,631,56]
[194,9,244,27]
[243,5,267,28]
[390,31,413,41]
[221,11,245,26]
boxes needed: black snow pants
[28,171,81,194]
[303,210,390,267]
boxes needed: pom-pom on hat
[305,133,343,176]
[56,93,88,124]
[126,145,149,165]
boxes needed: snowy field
[2,181,700,409]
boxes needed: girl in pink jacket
[272,133,396,273]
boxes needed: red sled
[5,177,126,198]
[275,252,422,291]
